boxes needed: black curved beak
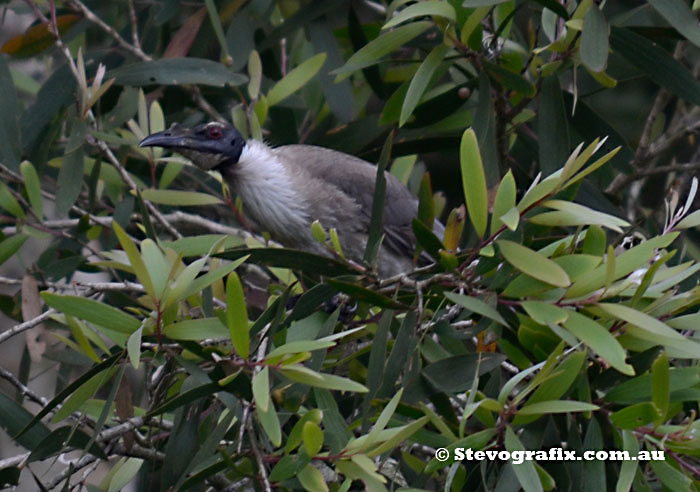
[139,126,192,149]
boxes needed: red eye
[208,126,223,139]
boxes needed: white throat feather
[231,140,310,241]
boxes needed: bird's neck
[225,140,310,242]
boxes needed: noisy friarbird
[139,122,444,277]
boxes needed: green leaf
[506,426,543,492]
[516,400,599,416]
[610,402,659,429]
[140,239,169,298]
[112,221,155,298]
[562,311,634,375]
[383,1,456,29]
[537,77,570,175]
[648,0,700,49]
[298,464,328,492]
[179,255,248,299]
[302,421,324,457]
[491,170,516,234]
[521,301,569,326]
[20,161,43,219]
[0,234,28,265]
[41,293,141,334]
[108,458,144,492]
[364,132,393,266]
[460,128,488,237]
[52,367,115,423]
[126,325,143,369]
[0,182,24,219]
[334,22,432,78]
[595,303,688,345]
[267,53,326,106]
[265,339,335,360]
[604,367,699,404]
[400,44,447,127]
[163,318,229,341]
[256,399,282,447]
[226,272,249,358]
[566,233,678,298]
[139,189,222,206]
[580,4,609,72]
[444,292,507,326]
[363,389,403,452]
[0,56,20,171]
[281,365,368,393]
[610,27,700,106]
[497,240,570,287]
[109,58,247,87]
[423,353,505,393]
[675,208,700,229]
[252,367,270,413]
[651,352,669,422]
[285,409,323,453]
[616,431,639,492]
[530,200,629,232]
[649,455,693,492]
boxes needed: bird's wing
[276,145,423,257]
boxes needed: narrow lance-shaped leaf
[364,131,392,266]
[497,240,570,287]
[400,44,448,127]
[651,352,669,423]
[20,161,43,219]
[383,1,456,29]
[580,4,609,72]
[267,53,326,106]
[333,22,432,79]
[460,128,488,237]
[491,170,516,234]
[112,221,155,298]
[226,272,249,358]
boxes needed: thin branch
[67,0,150,60]
[0,309,56,345]
[127,0,142,52]
[0,366,49,407]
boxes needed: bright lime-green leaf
[140,189,222,206]
[460,128,488,237]
[266,339,335,361]
[267,53,326,106]
[298,463,328,492]
[226,272,249,358]
[498,240,570,287]
[302,421,324,457]
[516,400,599,416]
[163,256,206,308]
[247,50,262,100]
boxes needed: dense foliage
[0,0,699,490]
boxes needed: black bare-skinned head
[139,122,245,171]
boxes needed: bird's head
[139,122,245,171]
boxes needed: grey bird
[139,122,444,277]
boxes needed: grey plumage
[140,122,443,277]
